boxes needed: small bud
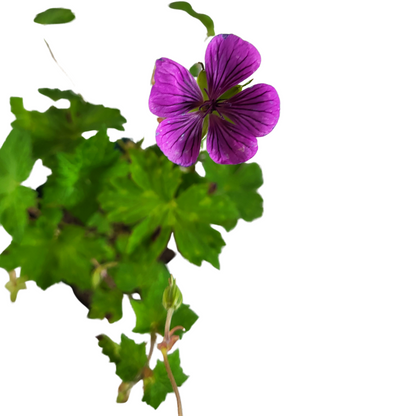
[117,381,132,403]
[189,62,204,77]
[162,276,183,311]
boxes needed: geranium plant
[0,3,280,415]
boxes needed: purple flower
[149,34,280,167]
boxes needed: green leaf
[34,8,75,25]
[142,349,188,409]
[176,183,239,231]
[98,176,162,225]
[88,282,123,323]
[173,218,225,269]
[0,129,34,184]
[0,223,113,290]
[170,304,199,336]
[0,186,36,241]
[42,129,119,223]
[99,144,244,269]
[169,2,215,38]
[130,264,198,336]
[0,129,36,240]
[202,153,264,225]
[97,334,121,364]
[116,335,147,382]
[98,334,147,382]
[10,89,126,168]
[86,212,112,234]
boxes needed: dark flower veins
[149,34,280,166]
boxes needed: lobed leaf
[117,335,148,382]
[97,334,121,364]
[142,349,188,409]
[0,223,114,290]
[88,282,123,323]
[10,89,126,168]
[0,129,36,241]
[202,152,264,226]
[42,129,119,223]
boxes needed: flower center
[198,98,224,119]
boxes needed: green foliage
[169,2,215,38]
[97,334,187,407]
[42,129,119,223]
[142,350,188,409]
[98,334,147,382]
[1,86,263,410]
[0,221,113,290]
[0,129,36,241]
[10,89,126,168]
[202,152,264,228]
[96,334,121,364]
[0,1,270,412]
[130,263,198,336]
[88,281,123,323]
[34,8,76,25]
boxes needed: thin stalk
[147,332,157,363]
[165,308,174,338]
[161,347,183,416]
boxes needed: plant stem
[147,332,157,363]
[161,347,183,416]
[165,308,174,338]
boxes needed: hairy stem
[165,308,174,338]
[161,347,183,416]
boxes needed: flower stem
[165,308,174,338]
[161,346,183,416]
[147,332,157,363]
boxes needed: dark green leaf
[170,304,199,337]
[98,334,147,383]
[86,212,112,234]
[0,223,113,290]
[130,263,198,336]
[169,2,215,38]
[11,89,126,168]
[142,349,188,409]
[173,218,224,269]
[34,8,75,25]
[176,183,239,231]
[98,176,162,225]
[42,129,119,223]
[0,129,34,184]
[97,334,121,364]
[116,335,147,382]
[88,283,123,323]
[0,129,36,241]
[202,153,264,224]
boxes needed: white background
[1,0,416,415]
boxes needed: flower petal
[149,58,204,117]
[206,114,258,164]
[156,113,204,167]
[219,84,280,137]
[205,34,261,99]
